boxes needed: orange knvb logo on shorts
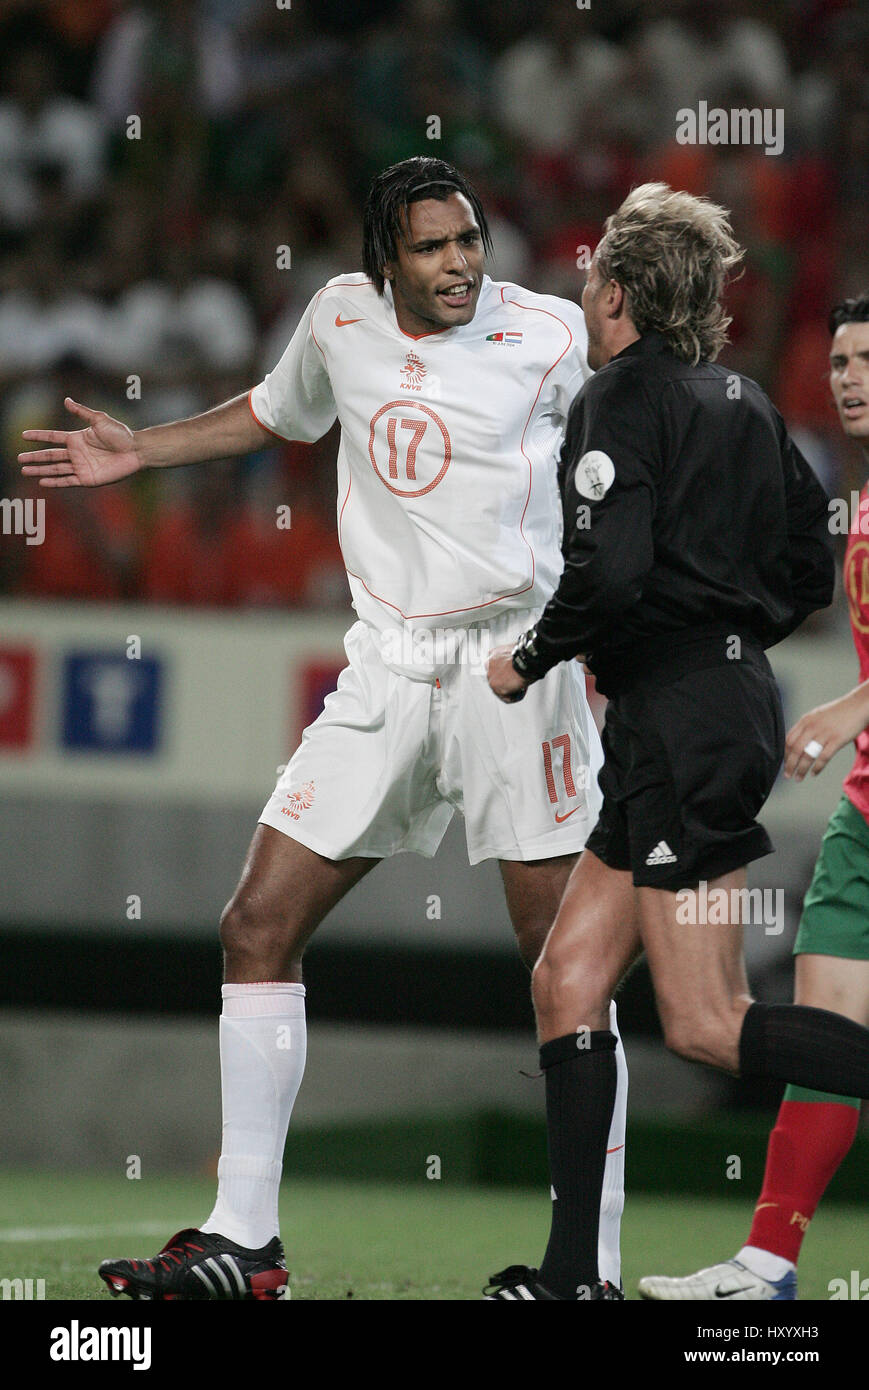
[281,781,315,820]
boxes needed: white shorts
[259,613,603,865]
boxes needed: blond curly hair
[595,183,744,364]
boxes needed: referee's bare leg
[534,860,753,1069]
[532,849,642,1042]
[636,869,753,1072]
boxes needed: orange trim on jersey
[310,276,447,341]
[247,389,292,443]
[501,287,579,607]
[325,303,371,540]
[341,566,535,622]
[255,279,370,437]
[338,463,353,562]
[396,324,450,340]
[309,279,373,364]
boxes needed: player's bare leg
[795,951,869,1022]
[498,854,576,969]
[199,828,378,1245]
[220,825,378,982]
[100,829,378,1300]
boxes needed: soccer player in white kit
[20,157,628,1301]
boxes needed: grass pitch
[0,1170,865,1301]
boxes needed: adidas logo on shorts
[645,840,677,866]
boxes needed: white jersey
[249,272,590,672]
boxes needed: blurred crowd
[0,0,866,610]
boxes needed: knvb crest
[400,351,427,390]
[282,780,316,821]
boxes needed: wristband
[511,628,549,683]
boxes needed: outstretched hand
[19,398,143,488]
[784,687,869,780]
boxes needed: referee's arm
[515,377,658,681]
[779,426,836,632]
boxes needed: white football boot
[638,1258,797,1301]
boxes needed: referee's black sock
[537,1029,617,1301]
[739,1003,869,1096]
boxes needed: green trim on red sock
[784,1082,860,1108]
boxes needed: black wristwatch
[511,627,549,684]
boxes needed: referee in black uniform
[485,183,869,1301]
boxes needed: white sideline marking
[0,1221,180,1244]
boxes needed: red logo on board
[0,648,36,748]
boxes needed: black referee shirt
[531,331,835,696]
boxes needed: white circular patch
[574,450,615,501]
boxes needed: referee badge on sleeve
[575,450,615,501]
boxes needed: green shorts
[794,794,869,960]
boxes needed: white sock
[736,1244,796,1282]
[200,982,306,1250]
[598,999,627,1288]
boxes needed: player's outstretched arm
[784,683,869,780]
[20,392,272,488]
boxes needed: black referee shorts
[585,639,784,890]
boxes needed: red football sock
[747,1091,860,1264]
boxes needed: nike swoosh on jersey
[554,807,583,823]
[335,314,364,327]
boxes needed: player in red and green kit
[640,293,869,1301]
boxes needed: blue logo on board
[62,653,162,753]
